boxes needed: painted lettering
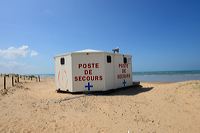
[122,69,126,73]
[75,76,78,81]
[74,75,103,81]
[78,63,100,69]
[119,64,128,68]
[117,73,131,79]
[78,64,82,68]
[84,69,92,75]
[76,62,101,82]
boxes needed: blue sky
[0,0,200,74]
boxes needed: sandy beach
[0,77,200,133]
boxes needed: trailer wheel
[56,88,61,93]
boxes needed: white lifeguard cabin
[54,49,133,92]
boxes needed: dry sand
[0,78,200,133]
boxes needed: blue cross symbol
[122,80,126,87]
[85,82,93,91]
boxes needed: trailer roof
[54,49,131,58]
[75,49,102,53]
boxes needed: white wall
[55,55,72,91]
[104,53,115,90]
[71,53,105,92]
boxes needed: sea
[37,70,200,83]
[133,70,200,82]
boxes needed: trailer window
[123,57,127,64]
[60,58,65,65]
[107,55,111,63]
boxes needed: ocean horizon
[35,70,200,83]
[133,70,200,82]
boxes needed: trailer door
[57,57,68,91]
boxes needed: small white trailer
[54,49,133,92]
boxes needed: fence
[0,74,40,90]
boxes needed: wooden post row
[17,76,19,82]
[12,76,14,86]
[4,75,6,89]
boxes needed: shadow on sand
[89,85,153,96]
[58,84,153,96]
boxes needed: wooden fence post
[38,75,40,82]
[4,75,6,89]
[12,76,14,86]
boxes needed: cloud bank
[0,45,38,59]
[0,45,39,74]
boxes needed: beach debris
[43,95,87,105]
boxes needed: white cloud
[0,45,38,59]
[30,50,38,57]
